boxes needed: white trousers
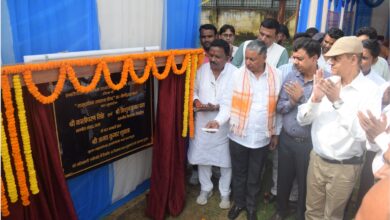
[198,165,232,197]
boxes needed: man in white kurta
[188,39,237,209]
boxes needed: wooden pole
[278,0,287,24]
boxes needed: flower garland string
[102,60,129,90]
[13,75,39,195]
[1,75,30,206]
[23,67,66,104]
[171,52,191,75]
[1,179,10,217]
[128,57,152,84]
[1,115,18,203]
[188,54,198,138]
[66,63,103,93]
[151,54,173,80]
[181,56,192,137]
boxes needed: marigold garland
[171,52,191,75]
[23,68,66,104]
[1,75,30,206]
[67,63,102,93]
[151,55,173,80]
[1,179,10,217]
[1,115,18,203]
[128,57,152,84]
[182,57,192,137]
[188,54,198,138]
[2,49,203,104]
[13,75,39,195]
[102,61,129,90]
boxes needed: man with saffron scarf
[206,40,282,220]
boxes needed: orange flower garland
[67,63,103,93]
[1,75,30,206]
[151,55,173,80]
[1,179,10,217]
[128,56,152,84]
[2,49,203,104]
[23,68,66,104]
[171,52,191,75]
[102,61,129,90]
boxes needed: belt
[282,129,311,143]
[320,155,363,165]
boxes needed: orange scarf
[230,63,280,137]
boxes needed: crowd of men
[187,18,390,220]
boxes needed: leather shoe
[228,205,245,220]
[269,212,285,220]
[246,210,258,220]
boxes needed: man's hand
[284,81,304,105]
[205,120,220,129]
[319,78,341,103]
[311,69,326,103]
[358,110,388,143]
[269,135,279,151]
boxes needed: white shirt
[232,45,238,58]
[297,72,382,160]
[367,105,390,173]
[372,57,390,81]
[215,65,282,149]
[241,41,286,67]
[317,54,331,73]
[365,69,386,86]
[188,62,237,167]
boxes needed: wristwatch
[332,99,344,109]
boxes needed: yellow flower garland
[182,56,192,137]
[188,54,198,138]
[13,75,39,195]
[1,115,18,203]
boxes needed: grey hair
[246,40,267,55]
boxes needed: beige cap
[324,36,363,57]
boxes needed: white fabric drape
[96,0,162,203]
[111,148,152,203]
[97,0,163,49]
[1,0,16,64]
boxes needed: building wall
[201,9,298,36]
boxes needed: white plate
[201,128,219,133]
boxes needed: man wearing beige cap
[297,36,382,220]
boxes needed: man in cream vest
[232,18,289,68]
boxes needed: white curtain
[96,0,163,203]
[97,0,163,49]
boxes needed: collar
[345,72,367,91]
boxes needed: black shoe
[228,205,245,220]
[246,210,258,220]
[269,212,285,220]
